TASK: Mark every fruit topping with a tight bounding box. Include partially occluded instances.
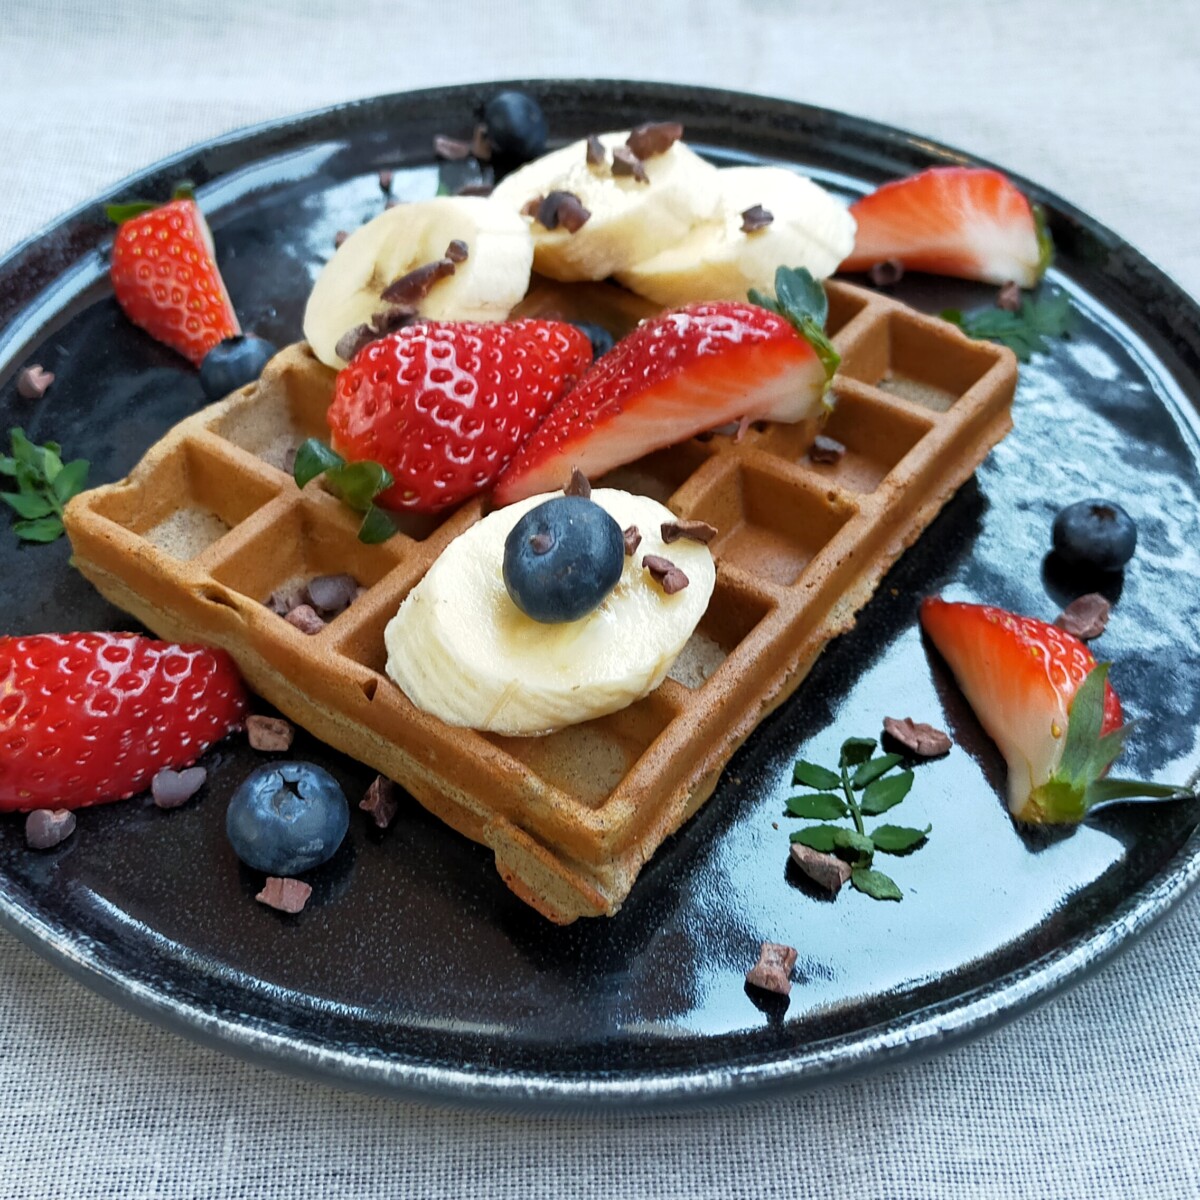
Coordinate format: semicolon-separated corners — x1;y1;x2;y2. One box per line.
225;761;349;875
198;334;277;402
107;192;241;366
492;268;837;507
481;90;549;169
569;320;615;360
840;166;1052;287
384;488;716;734
256;876;313;914
1052;499;1137;573
745;941;797;996
25;809;76;850
0;632;247;812
503;495;625;623
920;598;1190;823
328;318;593;514
1;427;89;545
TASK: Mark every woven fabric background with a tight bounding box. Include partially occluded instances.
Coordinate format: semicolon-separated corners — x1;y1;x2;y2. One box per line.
2;2;1199;1196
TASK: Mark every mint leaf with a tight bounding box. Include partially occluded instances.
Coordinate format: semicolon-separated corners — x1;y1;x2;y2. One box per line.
840;737;877;766
51;458;89;505
789;825;839;852
358;505;398;544
2;428;88;545
293;438;344;489
851;753;903;789
870;823;931;853
860;770;914;815
749;266;840;383
850;867;902;901
942;288;1077;362
1;491;55;519
793;760;840;790
12;516;64;542
832;828;874;856
786;793;847;820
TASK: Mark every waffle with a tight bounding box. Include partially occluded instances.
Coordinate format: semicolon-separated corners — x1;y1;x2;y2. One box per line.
63;281;1016;922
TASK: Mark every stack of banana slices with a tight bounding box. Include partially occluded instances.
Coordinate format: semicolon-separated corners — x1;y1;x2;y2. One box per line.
303;127;856;370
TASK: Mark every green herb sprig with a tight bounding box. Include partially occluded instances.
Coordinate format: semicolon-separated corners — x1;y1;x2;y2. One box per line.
1;428;90;544
293;438;397;544
786;735;931;901
942;288;1077;362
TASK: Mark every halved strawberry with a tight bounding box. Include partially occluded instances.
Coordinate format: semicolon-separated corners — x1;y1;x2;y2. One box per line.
920;598;1187;823
840;167;1052;288
327;319;593;513
108;193;240;366
0;632;247;812
492;266;837;506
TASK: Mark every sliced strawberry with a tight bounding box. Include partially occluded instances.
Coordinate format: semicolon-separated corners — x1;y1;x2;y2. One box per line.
0;632;247;812
840;167;1052;288
327;319;593;513
108;196;240;366
493;268;837;507
920;598;1186;823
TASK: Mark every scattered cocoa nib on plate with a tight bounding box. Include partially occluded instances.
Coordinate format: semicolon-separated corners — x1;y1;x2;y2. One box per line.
625;121;683;159
25;809;75;850
284;604;326;635
256;877;312;914
745;941;798;996
643;554;689;594
611;146;649;183
740;205;774;234
563;467;591;498
377;169;394;195
360;775;400;830
622;525;642;556
882;716;952;758
660;518;717;545
16;365;55;399
867;259;905;287
246;715;295;752
433;134;471;160
585;134;606;167
996;280;1022;312
809;435;847;465
536;191;591;233
789;842;852;894
151;766;207;809
1055;592;1111;640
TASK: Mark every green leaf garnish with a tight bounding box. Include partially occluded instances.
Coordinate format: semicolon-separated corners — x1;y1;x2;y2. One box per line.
850;867;902;901
749;265;841;388
942;287;1077;362
792;760;840;790
851;753;904;789
860;770;914;815
832;828;874;856
785;793;848;820
789;825;839;852
870;824;931;854
105;182;196;225
839;736;877;766
292;437;397;544
1;428;88;545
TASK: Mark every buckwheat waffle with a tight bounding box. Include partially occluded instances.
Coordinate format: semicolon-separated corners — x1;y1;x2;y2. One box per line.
63;281;1016;922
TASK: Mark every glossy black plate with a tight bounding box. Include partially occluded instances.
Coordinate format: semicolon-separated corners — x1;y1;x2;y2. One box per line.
1;81;1199;1112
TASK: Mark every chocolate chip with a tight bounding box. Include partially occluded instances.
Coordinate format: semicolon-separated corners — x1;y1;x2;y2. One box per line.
151;766;207;809
433;134;471;160
335;303;423;361
623;525;641;556
380;257;456;305
997;280;1022;312
536;191;591;233
1055;592;1111;641
265;579;309;616
563;467;591;498
25;809;75;850
745;941;797;996
334;230;349;249
625;121;683;159
306;573;359;616
740;205;774;234
16;365;55;399
445;238;469;264
789;843;852;894
643;554;689;594
882;716;953;758
867;259;905;287
809;435;847;464
378;169;394;195
586;134;606;167
334;324;378;362
529;532;554;555
284;604;326;636
456;182;495;198
471;124;493;162
611;146;649;183
360;775;399;830
256;876;312;914
246;714;295;752
660;519;717;545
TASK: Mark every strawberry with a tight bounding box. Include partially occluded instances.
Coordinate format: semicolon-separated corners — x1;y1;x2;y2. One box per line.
920;598;1187;823
840;167;1052;288
327;319;593;513
108;194;240;366
492;266;838;507
0;632;247;812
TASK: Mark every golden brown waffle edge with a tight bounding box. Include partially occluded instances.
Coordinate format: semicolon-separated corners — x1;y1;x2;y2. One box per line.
63;282;1017;923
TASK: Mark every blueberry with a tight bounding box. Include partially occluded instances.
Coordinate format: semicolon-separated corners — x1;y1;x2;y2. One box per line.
503;496;625;623
482;91;548;167
199;334;277;402
571;321;616;360
225;761;349;875
1052;498;1137;572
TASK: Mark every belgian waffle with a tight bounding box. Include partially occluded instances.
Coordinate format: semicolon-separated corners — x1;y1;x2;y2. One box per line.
63;281;1016;922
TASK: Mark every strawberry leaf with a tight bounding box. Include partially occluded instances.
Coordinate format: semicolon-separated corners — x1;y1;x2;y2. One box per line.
1033;204;1055;280
749;266;841;384
860;770;914;815
793;760;840;790
786;793;847;820
850;867;902;901
789;825;839;852
870;823;931;853
105;200;160;223
358;505;397;544
293;438;345;489
1084;779;1194;807
327;461;394;513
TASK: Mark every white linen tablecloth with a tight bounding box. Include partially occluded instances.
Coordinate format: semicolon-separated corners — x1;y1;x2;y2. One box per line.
3;2;1199;1196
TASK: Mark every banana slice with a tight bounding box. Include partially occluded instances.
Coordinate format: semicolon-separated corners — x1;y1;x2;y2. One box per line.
489;132;720;283
617;166;856;306
384;489;715;735
303;196;534;369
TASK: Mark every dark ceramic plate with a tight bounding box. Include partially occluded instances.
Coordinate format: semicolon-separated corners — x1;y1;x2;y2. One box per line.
1;81;1199;1112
